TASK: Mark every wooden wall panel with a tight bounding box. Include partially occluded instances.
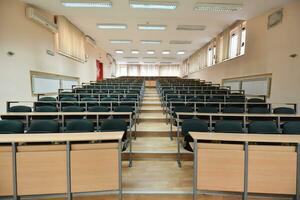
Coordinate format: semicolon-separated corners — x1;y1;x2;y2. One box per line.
0;147;13;196
248;145;297;194
71;147;119;193
17;146;67;195
197;143;244;192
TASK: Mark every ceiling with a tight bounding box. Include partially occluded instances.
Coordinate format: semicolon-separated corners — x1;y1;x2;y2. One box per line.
21;0;294;64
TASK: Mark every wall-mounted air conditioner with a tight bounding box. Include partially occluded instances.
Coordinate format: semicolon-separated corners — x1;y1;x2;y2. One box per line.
26;7;58;33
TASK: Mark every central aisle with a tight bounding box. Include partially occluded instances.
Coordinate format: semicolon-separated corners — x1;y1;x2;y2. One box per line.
122;85;193;193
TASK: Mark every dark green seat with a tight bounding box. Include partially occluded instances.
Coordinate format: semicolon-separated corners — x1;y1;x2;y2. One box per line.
182;119;208;152
215;120;243;133
87;106;110;121
113;106;134;124
282;121;300;134
81;97;98;108
197;106;219;113
173;106;194;122
273;107;296;114
101;119;127;141
36;97;57;107
223;106;245;113
3;106;32;120
34;106;58;120
65;119;94;133
62;106;85;119
27;120;59;133
248;107;270;114
0;120;24;134
60;97;78;107
120;98;136;107
248;121;278;134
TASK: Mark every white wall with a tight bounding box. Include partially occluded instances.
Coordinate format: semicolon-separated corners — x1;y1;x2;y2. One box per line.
0;0;111;112
187;1;300;107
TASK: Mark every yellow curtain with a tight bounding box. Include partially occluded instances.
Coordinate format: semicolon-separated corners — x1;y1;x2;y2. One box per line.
56;16;86;63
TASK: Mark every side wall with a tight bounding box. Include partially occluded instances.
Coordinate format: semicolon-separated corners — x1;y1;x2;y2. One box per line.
188;1;300;106
0;0;111;112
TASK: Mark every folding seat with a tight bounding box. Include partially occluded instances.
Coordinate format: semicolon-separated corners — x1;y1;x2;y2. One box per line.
223;106;245;113
65;119;94;133
101;97;118;109
60;97;78;107
35;96;57;107
282;121;300;134
34;106;58;120
113;106;134;126
62;106;85;120
273;107;296;114
80;97;98;108
214;120;243;133
27;120;60;133
120;97;136;107
248;107;270;114
3;105;32;120
248;121;279;134
197;106;219;113
101;119;128;143
181;119;208;152
0;120;24;134
173;106;194;121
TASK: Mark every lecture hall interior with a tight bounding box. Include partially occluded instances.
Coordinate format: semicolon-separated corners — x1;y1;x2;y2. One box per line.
0;0;300;200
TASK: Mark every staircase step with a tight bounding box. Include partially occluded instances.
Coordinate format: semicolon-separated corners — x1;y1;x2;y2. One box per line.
142;102;161;106
136;122;170;132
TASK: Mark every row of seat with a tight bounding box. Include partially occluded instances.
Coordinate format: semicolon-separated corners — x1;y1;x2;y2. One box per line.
181;119;300;151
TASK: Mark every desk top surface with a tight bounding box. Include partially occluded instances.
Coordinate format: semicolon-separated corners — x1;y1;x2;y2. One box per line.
190;132;300;143
176;112;300;118
0;132;124;143
0;112;132;116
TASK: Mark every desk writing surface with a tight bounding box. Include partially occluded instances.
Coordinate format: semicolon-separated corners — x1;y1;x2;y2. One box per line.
190;132;300;143
0;132;124;143
176;112;300;118
0;112;132;116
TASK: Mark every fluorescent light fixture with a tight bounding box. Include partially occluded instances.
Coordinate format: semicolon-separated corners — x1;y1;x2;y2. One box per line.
143;57;157;59
110;40;132;44
147;50;155;55
162;57;176;60
138;24;166;30
162;50;170;55
177;25;206;31
115;50;124;54
143;62;157;64
170;40;192;44
97;23;127;29
194;2;243;12
141;40;161;44
177;51;185;55
61;0;112;8
131;50;140;54
123;57;139;59
130;1;178;10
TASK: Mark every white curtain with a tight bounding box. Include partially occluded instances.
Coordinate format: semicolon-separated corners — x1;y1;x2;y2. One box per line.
128;65;139;76
160;65;180;77
140;65;159;76
116;64;128;77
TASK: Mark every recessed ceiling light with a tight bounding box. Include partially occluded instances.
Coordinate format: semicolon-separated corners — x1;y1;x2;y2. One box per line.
194;3;243;12
131;50;140;54
97;24;127;29
130;1;178;10
176;25;206;31
170;40;192;44
177;51;185;55
147;50;155;55
138;24;166;30
61;0;112;8
162;50;170;55
141;40;161;44
115;50;124;54
110;40;132;44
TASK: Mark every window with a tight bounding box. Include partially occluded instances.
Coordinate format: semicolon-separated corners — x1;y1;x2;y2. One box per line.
207;48;213;67
212;46;217;65
229;33;239;58
117;65;128;77
31;71;79;95
218;36;224;62
240;27;246;55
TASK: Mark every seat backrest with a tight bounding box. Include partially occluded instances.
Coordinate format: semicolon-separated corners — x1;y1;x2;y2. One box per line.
273;107;296;114
102;97;117;101
8;105;31;112
248;121;278;134
223;106;245;113
282;121;300;134
81;97;97;102
28;120;59;133
62;106;85;112
248;107;270;114
60;97;77;102
88;106;110;112
247;98;265;103
114;106;134;112
215;120;243;133
35;106;58;112
66;119;94;133
174;106;193;113
101;119;127;132
39;97;56;102
198;106;218;113
181;119;208;136
0;120;24;134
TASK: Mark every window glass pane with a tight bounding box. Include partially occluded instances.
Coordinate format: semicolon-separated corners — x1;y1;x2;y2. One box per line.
230;33;238;58
207;48;213;67
33;77;60;94
62;80;79;89
212;46;216;65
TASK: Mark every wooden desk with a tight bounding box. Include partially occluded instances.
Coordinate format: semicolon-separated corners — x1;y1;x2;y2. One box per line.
189;132;300;200
0;132;123;200
0;112;134;168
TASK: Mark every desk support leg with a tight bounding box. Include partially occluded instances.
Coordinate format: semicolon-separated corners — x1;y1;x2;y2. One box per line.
177;117;181;168
296;143;300;200
66;141;72;200
193;140;198;200
243;142;249;200
129;117;133;168
118;139;123;200
12;143;18;200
